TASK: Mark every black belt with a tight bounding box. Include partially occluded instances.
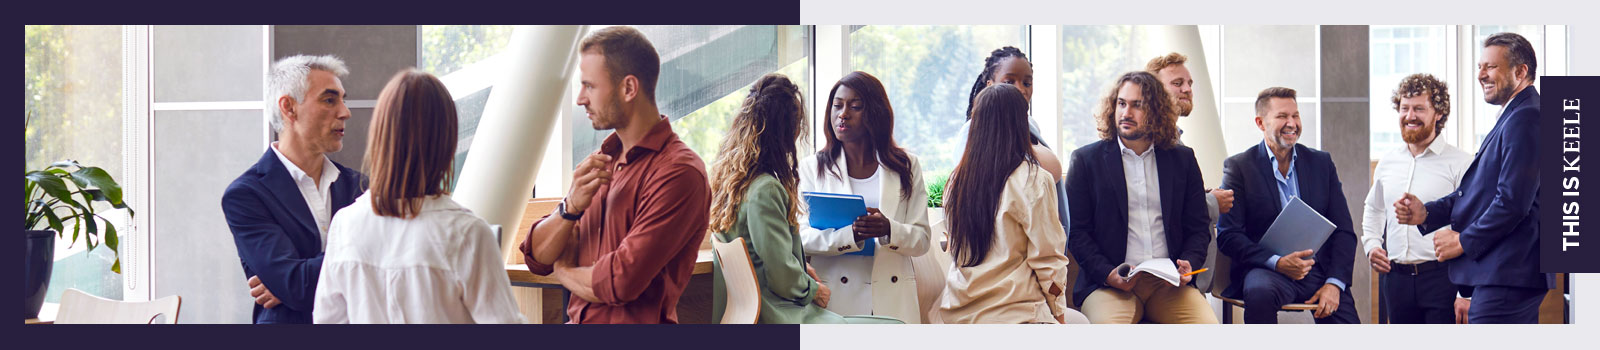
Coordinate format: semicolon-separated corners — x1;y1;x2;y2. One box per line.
1390;260;1443;275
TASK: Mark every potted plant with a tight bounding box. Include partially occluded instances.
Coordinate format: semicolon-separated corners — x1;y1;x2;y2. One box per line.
24;160;131;319
925;174;948;252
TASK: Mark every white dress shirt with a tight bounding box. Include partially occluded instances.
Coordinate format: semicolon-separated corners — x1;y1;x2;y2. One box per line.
1361;140;1472;264
270;142;339;247
313;193;526;324
1119;137;1169;266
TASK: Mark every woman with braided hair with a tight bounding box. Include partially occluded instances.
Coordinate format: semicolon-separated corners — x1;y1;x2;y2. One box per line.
955;46;1061;182
708;73;903;324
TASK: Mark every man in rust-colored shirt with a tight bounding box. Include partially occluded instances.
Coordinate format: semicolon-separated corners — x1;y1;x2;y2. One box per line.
520;26;710;324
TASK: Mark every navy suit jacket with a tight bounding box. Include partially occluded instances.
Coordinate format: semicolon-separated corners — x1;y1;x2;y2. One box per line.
1420;86;1554;291
221;149;363;324
1065;139;1211;306
1216;143;1357;299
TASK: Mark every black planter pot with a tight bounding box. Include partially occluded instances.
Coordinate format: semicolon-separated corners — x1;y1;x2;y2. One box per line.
24;230;55;320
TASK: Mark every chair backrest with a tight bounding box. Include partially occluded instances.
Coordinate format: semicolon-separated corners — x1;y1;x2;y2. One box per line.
712;236;761;324
1195;229;1220;293
508;198;563;264
490;224;503;249
1053;181;1081;309
912;234;950;324
55;288;181;324
1212;252;1235;297
915;211;956;323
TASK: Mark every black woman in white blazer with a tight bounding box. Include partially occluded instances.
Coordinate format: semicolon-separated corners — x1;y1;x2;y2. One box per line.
797;71;932;324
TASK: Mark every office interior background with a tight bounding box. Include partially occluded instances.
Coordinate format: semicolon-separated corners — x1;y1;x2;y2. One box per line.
23;25;1571;323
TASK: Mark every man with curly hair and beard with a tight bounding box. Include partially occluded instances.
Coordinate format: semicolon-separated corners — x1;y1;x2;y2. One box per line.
1362;73;1473;324
1065;71;1216;324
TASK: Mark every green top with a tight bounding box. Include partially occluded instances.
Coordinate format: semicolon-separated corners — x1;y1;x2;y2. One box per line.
711;174;902;324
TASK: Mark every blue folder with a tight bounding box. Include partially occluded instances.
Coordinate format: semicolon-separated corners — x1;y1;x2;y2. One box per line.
802;191;873;256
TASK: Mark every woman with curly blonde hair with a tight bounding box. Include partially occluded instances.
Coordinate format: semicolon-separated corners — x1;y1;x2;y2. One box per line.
708;73;901;324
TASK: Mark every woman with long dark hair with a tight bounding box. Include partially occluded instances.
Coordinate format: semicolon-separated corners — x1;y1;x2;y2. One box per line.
797;71;931;323
707;73;901;324
938;83;1077;324
313;69;523;324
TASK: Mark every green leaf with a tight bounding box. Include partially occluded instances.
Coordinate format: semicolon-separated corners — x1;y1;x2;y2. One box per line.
103;221;121;274
70;214;80;248
71;166;125;208
85;214;99;251
40;202;64;233
104;221;118;251
25;179;38;205
25;172;82;210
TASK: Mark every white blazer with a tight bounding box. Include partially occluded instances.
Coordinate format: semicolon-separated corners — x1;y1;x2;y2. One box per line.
798;151;932;323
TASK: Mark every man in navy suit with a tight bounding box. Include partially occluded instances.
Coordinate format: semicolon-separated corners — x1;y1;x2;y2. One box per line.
1217;87;1359;324
222;55;364;324
1066;71;1216;324
1396;32;1554;324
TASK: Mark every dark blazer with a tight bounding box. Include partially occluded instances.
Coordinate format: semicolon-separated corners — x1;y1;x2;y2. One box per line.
1216;142;1356;299
1065;139;1211;306
221;149;363;324
1420;86;1554;291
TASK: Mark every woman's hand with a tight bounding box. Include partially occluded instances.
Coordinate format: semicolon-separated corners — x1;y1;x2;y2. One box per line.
852;208;891;242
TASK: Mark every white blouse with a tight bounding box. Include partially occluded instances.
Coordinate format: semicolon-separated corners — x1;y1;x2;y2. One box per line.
313;193;525;324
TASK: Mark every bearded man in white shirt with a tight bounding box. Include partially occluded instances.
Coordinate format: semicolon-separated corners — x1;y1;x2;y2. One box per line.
1362;73;1473;324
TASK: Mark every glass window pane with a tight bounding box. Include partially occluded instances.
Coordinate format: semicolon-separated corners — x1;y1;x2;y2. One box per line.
849;25;1028;179
25;25;126;302
420;25;518;190
1221;25;1318;99
420;25;513;76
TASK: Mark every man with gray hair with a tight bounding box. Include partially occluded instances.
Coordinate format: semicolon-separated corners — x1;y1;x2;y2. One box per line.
222;54;365;324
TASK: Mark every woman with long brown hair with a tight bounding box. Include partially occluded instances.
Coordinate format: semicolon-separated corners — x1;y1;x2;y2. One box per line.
707;73;900;324
938;83;1077;324
313;69;523;324
797;71;931;323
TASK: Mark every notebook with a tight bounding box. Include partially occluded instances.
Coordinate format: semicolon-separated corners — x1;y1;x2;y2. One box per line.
802;191;873;256
1115;259;1182;287
1258;196;1338;256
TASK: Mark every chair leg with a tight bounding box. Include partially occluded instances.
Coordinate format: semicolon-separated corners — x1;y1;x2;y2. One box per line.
1222;302;1233;324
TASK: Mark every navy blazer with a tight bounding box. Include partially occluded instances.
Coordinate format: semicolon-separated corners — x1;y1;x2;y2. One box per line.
1065;139;1211;306
1216;143;1357;299
221;149;363;324
1420;86;1554;291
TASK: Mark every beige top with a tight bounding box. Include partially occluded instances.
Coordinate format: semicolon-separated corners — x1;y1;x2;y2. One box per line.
937;163;1069;324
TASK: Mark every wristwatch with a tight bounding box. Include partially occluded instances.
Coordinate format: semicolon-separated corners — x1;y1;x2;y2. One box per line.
557;199;583;221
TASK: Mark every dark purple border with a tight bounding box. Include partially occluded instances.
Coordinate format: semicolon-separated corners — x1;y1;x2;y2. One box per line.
1541;76;1600;273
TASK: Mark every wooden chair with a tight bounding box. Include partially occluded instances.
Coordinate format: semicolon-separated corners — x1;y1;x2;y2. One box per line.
1211;255;1319;323
912;221;952;324
55;288;181;324
711;236;760;324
